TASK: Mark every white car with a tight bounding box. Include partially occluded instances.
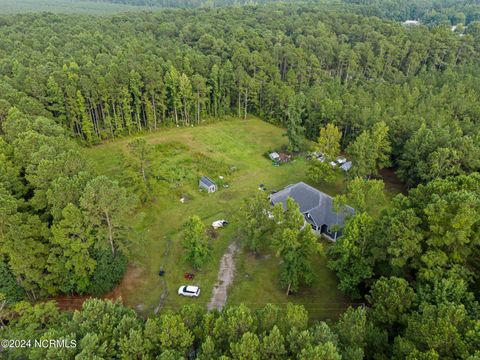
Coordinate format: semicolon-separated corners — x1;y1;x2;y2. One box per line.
178;285;200;297
212;220;229;229
330;161;337;167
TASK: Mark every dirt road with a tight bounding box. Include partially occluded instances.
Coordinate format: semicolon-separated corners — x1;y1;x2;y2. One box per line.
207;242;238;311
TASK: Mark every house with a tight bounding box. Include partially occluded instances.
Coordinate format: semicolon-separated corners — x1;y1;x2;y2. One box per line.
199;176;217;193
269;182;354;241
340;161;352;172
269;152;280;162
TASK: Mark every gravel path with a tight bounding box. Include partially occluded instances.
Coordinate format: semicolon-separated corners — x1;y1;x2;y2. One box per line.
207;242;239;311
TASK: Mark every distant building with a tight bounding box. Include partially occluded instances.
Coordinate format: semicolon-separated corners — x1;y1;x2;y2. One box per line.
199;176;217;193
340;161;352;172
270;182;354;241
402;20;420;26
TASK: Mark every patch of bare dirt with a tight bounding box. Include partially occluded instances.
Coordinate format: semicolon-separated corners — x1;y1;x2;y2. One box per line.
105;264;144;299
379;168;407;194
207;242;238;311
53;264;144;311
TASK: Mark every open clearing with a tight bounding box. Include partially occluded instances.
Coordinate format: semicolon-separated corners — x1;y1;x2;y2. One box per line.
85;117;382;319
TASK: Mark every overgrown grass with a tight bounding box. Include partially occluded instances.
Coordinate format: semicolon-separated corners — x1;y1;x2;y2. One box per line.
85;117;394;320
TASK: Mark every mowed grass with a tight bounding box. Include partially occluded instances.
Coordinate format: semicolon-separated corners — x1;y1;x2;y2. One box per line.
85;117;357;320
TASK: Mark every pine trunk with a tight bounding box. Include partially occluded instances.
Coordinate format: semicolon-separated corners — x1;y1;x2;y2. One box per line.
105;210;115;255
151;94;157;130
244;88;248;120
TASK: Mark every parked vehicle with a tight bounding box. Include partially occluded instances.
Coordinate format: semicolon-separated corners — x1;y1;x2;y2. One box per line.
336;157;347;164
178;285;200;297
212;220;229;229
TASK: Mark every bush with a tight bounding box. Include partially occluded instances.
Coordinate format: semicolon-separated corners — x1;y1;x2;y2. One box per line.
87;250;128;296
0;261;25;303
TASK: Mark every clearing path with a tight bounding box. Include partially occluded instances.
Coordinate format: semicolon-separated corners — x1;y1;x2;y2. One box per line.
207;242;239;310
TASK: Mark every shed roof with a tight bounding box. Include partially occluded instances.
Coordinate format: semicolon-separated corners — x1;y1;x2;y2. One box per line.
200;176;216;187
340;161;352;171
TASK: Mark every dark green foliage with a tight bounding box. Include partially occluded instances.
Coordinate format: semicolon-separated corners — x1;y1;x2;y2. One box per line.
271;199;320;294
0;261;25;303
236;192;273;252
327;173;480;359
1;300;345;359
328;212;375;298
308;160;337;185
0;1;480;358
86;250;128;296
0;110;132;299
335;307;367;360
0;4;479;187
182;215;211;270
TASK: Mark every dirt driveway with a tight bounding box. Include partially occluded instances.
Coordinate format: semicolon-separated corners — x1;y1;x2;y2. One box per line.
207;242;239;310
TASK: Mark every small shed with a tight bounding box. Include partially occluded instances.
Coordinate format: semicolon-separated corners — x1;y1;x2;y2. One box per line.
269;152;280;162
340;161;352;171
199;176;217;193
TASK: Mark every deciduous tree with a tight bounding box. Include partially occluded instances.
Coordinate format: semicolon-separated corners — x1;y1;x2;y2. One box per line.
182;216;210;269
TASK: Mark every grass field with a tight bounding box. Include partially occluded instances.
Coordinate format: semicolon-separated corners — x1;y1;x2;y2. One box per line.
85;117;368;320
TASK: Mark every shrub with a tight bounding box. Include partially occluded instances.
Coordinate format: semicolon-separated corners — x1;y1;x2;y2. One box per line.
0;261;25;303
87;250;128;296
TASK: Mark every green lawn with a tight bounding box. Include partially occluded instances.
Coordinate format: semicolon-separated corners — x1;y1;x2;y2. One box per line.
85;117;364;320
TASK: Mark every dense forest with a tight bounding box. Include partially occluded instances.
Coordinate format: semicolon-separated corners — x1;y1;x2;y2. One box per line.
1;0;480;359
1;3;479;186
89;0;480;25
0;110;133;301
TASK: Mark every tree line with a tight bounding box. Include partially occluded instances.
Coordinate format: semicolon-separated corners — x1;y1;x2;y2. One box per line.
326;172;480;358
1;4;479;186
89;0;480;24
2;298;371;359
0;110;134;302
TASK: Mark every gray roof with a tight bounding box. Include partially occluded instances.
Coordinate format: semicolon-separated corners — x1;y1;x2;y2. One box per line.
200;176;216;187
340;161;352;171
269;152;280;160
269;182;354;228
